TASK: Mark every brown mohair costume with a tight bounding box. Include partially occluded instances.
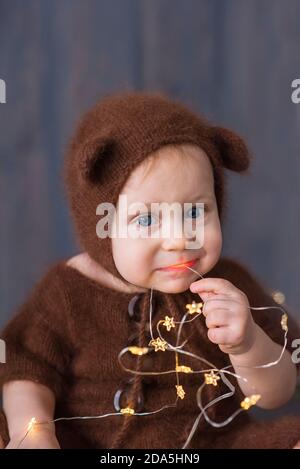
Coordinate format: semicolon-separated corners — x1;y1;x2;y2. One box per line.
0;92;299;449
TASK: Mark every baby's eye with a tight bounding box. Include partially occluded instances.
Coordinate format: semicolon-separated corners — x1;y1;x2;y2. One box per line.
186;205;205;219
136;213;158;227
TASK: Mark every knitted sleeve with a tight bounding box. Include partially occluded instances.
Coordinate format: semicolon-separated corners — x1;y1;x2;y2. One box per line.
217;257;300;372
0;263;73;443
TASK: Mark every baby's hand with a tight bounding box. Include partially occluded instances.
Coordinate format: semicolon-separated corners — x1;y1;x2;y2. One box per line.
5;424;60;449
190;278;257;355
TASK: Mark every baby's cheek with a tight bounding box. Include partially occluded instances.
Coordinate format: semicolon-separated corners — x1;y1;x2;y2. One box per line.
112;238;132;270
205;224;222;254
121;241;149;277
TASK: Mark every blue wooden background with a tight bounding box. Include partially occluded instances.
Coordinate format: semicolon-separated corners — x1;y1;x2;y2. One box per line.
1;0;300;332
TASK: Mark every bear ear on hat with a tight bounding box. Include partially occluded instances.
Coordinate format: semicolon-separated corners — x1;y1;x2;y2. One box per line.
77;132;116;184
211;126;251;172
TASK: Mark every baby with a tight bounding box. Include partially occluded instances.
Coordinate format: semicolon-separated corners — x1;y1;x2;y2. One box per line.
0;92;300;449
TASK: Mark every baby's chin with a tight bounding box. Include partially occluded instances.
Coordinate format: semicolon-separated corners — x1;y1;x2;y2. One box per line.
145;271;202;294
155;278;198;294
154;285;191;294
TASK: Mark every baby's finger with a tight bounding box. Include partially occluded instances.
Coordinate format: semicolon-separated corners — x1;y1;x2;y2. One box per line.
207;326;234;345
190;278;239;296
205;308;229;328
202;297;234;315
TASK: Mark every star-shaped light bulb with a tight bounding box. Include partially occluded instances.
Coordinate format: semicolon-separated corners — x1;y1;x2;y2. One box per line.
162;316;176;331
176;365;193;373
120;407;135;415
175;385;186;400
281;313;288;331
186;301;203;315
128;346;149;356
240;394;261;410
204;370;220;386
148;337;168;352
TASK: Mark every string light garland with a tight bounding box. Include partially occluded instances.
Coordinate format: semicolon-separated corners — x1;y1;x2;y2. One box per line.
13;264;290;449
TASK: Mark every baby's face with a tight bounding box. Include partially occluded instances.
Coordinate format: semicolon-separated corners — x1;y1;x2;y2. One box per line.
111;144;222;293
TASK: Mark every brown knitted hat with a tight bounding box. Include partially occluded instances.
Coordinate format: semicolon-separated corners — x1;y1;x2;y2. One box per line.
63;91;251;283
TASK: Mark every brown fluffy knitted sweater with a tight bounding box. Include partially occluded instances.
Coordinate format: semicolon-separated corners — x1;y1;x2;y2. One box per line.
0;256;299;449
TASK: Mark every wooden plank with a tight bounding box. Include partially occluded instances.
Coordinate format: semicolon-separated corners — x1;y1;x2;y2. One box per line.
0;0;299;329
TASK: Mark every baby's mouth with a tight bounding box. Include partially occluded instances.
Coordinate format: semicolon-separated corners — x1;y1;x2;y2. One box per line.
159;258;199;271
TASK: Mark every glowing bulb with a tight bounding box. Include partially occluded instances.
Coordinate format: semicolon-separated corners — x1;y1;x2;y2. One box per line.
204;370;220;386
128;346;149;355
176;365;192;373
120;407;135;415
240;394;261;410
186;301;203;315
281;313;288;331
175;385;186;399
272;290;286;305
27;417;37;432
